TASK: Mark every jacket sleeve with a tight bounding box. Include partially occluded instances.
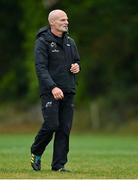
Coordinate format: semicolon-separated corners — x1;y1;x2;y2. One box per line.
71;39;81;69
35;37;56;91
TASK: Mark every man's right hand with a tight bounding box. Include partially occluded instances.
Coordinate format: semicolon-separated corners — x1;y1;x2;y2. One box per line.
51;87;64;100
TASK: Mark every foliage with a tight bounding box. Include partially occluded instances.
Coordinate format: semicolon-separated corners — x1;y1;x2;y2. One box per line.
20;0;47;102
59;0;138;124
0;0;24;100
0;0;138;127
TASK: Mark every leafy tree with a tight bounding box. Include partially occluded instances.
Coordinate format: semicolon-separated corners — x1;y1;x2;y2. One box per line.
0;0;138;125
0;0;24;100
19;0;47;102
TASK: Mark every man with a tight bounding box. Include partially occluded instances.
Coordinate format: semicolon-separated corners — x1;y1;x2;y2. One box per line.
31;9;80;172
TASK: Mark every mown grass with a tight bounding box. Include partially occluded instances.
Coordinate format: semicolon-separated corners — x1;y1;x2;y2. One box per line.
0;133;138;178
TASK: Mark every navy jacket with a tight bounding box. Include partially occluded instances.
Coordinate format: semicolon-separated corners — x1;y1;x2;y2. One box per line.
35;26;80;95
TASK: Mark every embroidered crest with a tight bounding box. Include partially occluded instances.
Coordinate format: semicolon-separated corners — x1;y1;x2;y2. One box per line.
45;101;52;108
50;42;57;48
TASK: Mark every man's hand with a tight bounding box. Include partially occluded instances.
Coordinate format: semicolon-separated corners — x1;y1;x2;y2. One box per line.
70;63;80;74
52;87;64;100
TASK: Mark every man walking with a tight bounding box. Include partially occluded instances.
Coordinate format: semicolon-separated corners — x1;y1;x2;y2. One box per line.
31;9;80;172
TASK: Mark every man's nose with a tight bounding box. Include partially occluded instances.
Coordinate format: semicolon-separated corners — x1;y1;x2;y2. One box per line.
65;20;69;25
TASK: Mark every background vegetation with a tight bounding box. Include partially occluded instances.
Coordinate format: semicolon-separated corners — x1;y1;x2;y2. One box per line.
0;0;138;132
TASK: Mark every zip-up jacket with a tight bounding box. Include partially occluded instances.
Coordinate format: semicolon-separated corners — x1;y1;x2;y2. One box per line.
35;26;80;95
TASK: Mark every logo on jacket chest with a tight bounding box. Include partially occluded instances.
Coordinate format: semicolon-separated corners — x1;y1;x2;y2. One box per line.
50;42;59;52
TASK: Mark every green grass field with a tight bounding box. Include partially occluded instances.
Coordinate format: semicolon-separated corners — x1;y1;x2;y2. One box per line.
0;133;138;179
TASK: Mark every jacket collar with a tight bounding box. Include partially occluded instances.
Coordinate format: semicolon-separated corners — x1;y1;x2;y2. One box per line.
36;26;69;45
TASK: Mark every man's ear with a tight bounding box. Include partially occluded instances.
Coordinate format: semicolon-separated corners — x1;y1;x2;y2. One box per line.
50;19;55;26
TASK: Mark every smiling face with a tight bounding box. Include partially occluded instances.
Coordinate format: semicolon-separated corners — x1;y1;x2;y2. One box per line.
54;13;68;32
48;10;69;36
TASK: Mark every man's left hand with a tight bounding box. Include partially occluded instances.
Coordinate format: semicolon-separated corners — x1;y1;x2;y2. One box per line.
70;63;80;74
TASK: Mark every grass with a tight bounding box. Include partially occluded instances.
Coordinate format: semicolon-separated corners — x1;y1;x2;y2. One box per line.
0;133;138;179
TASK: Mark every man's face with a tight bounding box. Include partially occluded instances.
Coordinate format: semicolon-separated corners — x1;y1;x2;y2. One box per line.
52;13;68;33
